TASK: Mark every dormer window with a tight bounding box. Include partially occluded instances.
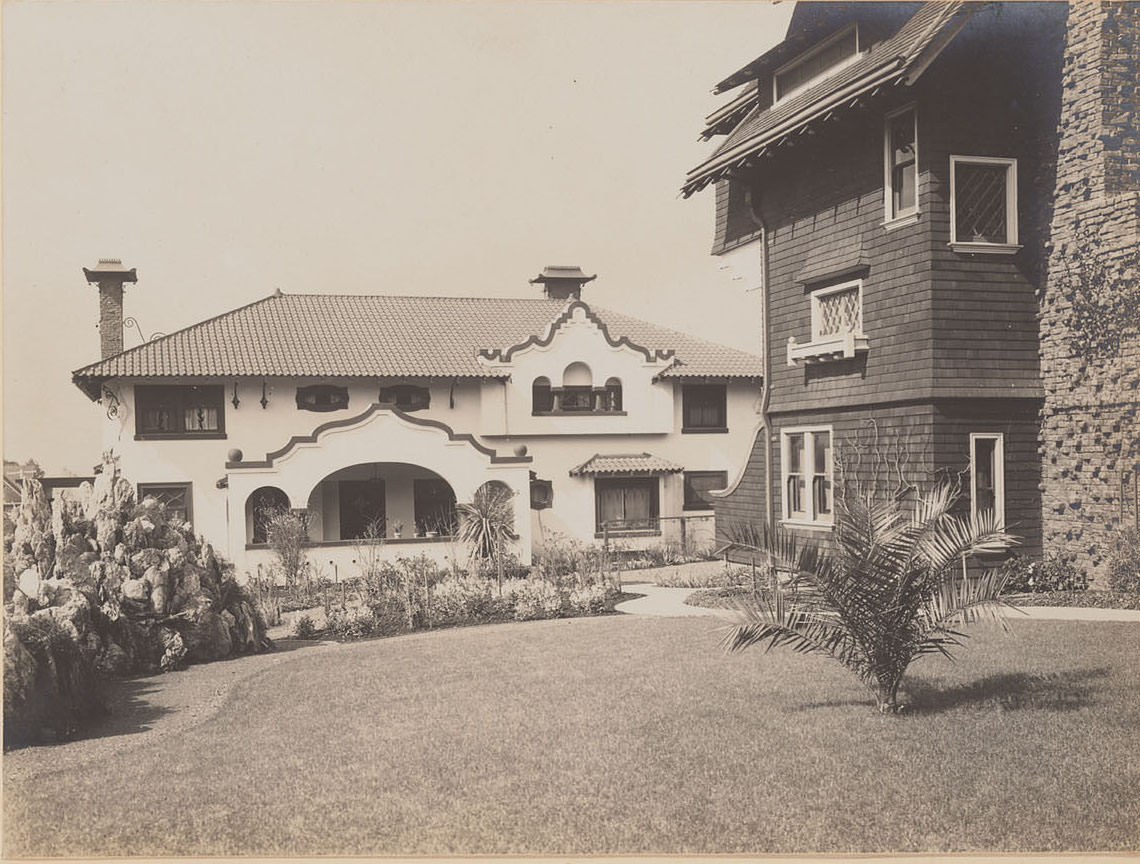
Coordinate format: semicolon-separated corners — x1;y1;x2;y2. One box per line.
774;25;859;102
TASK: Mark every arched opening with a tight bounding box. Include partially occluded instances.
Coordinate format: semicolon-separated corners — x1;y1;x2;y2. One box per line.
246;486;290;545
604;377;623;412
560;362;594;411
306;462;458;541
532;376;553;414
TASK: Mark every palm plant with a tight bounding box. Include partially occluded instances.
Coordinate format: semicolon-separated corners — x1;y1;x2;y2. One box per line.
721;482;1020;713
456;483;516;596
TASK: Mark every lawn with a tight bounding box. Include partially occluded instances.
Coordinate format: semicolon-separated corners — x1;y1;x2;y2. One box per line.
4;615;1139;857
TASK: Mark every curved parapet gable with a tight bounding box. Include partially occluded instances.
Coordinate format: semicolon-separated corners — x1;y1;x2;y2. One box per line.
478;300;676;366
227;402;532;470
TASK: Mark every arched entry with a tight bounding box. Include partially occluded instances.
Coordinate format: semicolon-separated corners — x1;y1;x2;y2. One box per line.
306;462;458;541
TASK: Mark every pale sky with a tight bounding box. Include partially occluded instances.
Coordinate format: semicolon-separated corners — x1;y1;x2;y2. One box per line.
2;0;793;474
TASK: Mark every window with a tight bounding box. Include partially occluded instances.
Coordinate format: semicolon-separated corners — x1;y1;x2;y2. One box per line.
560;362;593;412
811;280;863;342
787;279;869;365
248;486;289;544
949;156;1019;252
684;471;728;511
682;384;727;433
295;384;348;412
379;384;430;411
135;386;225;437
781;428;832;526
338;479;385;540
774;25;858;101
138;483;192;526
595;477;659;533
970;433;1005;526
414;478;457;535
604;378;623;412
885;107;917;221
532;377;554;413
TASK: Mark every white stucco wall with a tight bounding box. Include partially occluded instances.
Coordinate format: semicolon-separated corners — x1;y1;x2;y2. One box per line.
95;310;761;578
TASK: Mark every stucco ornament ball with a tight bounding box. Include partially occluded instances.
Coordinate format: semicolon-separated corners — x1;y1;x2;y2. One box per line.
513;444;528;457
227;448;243;463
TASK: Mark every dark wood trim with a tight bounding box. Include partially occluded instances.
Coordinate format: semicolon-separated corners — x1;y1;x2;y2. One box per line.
136;432;228;441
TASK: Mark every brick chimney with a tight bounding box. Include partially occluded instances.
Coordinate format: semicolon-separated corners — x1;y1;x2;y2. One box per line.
83;259;138;359
529;265;596;301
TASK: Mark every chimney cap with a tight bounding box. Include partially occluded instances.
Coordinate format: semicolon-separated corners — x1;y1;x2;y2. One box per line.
529;265;596;285
84;259;137;283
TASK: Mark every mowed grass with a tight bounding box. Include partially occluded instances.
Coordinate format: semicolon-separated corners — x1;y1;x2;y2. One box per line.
4;615;1139;857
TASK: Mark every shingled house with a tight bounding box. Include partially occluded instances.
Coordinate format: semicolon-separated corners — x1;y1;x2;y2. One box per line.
684;1;1139;580
72;264;763;578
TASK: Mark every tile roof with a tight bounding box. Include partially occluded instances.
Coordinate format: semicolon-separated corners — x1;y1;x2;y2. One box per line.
72;293;763;392
683;2;968;196
569;453;685;477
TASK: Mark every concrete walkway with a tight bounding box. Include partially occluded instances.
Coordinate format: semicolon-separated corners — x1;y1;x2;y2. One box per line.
614;582;723;618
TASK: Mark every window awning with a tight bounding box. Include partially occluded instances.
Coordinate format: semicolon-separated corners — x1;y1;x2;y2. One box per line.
569;453;684;477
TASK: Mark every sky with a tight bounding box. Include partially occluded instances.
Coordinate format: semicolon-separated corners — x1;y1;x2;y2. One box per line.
2;0;793;475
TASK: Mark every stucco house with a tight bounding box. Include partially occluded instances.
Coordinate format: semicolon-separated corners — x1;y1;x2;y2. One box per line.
72;262;763;579
682;1;1139;579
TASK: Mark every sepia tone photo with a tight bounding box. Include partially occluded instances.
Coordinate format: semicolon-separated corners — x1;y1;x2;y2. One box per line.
3;1;1138;861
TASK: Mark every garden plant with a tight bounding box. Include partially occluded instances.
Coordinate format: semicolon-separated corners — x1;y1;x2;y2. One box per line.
720;482;1019;713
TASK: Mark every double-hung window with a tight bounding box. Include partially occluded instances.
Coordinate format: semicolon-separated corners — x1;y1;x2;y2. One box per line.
970;433;1005;526
949;156;1020;253
884;107;917;222
782;428;833;527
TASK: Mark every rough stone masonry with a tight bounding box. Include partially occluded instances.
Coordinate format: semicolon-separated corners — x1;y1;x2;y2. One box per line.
1039;1;1140;582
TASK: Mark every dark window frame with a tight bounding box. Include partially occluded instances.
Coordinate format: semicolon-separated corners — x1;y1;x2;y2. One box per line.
683;470;729;511
135;385;226;439
296;384;349;412
379;384;431;412
682;384;728;433
137;482;193;526
594;476;660;534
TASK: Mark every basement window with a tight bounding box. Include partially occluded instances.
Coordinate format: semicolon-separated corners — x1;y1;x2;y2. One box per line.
949;156;1020;253
135;385;225;438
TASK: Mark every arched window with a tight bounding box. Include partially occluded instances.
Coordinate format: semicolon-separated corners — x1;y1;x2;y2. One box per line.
560;362;594;412
532;376;553;414
604;377;622;412
248;486;290;544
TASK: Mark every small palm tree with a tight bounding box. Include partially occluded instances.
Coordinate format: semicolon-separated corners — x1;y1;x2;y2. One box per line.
721;482;1020;713
456;483;516;595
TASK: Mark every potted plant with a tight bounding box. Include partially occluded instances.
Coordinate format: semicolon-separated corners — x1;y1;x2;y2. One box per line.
390;519;404;539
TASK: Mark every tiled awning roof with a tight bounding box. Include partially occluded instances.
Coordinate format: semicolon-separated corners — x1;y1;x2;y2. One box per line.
683;2;970;197
569;453;685;477
71;293;764;398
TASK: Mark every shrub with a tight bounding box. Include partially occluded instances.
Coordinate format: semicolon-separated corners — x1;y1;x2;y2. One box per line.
1002;552;1089;593
324;604;379;639
505;580;563;621
292;614;317;639
654;563;753;589
568;584;613;615
534;533;611;590
1107;526;1140;593
430;577;498;624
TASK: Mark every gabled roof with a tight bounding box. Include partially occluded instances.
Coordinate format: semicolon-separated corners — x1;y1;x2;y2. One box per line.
72;293;763;397
569;453;684;477
683;1;970;197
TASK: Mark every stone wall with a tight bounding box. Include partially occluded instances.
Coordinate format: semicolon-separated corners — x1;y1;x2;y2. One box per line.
1039;1;1140;582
